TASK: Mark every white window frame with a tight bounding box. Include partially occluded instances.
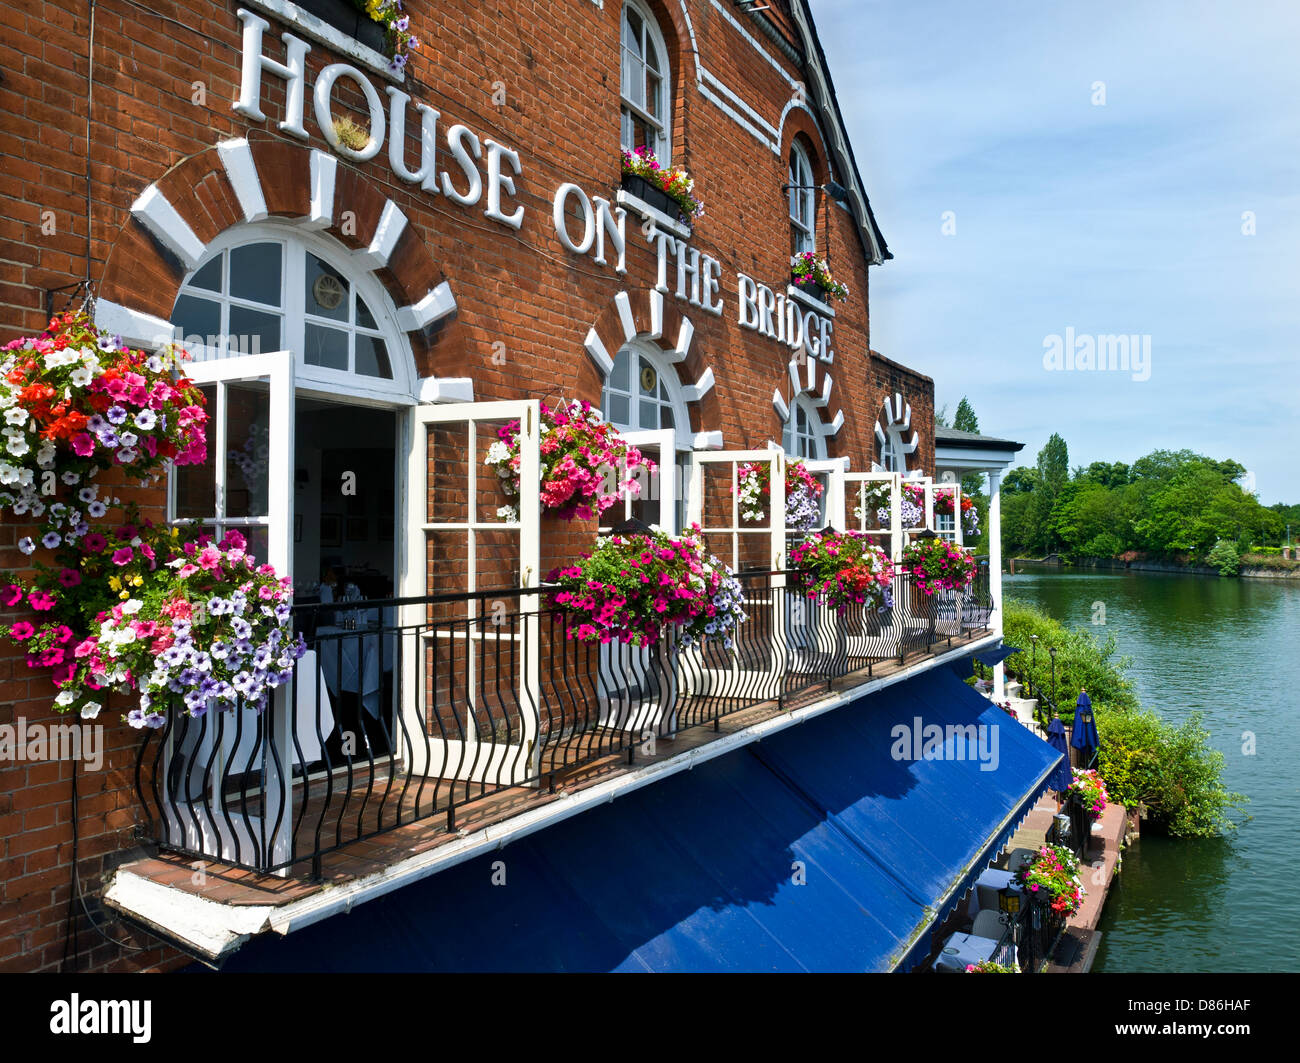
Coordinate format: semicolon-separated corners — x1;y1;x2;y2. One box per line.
782;394;828;460
171;223;418;406
789;141;816;256
601;340;689;436
621;0;672;162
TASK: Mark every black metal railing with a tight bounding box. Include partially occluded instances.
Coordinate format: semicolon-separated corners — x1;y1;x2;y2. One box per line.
134;569;996;876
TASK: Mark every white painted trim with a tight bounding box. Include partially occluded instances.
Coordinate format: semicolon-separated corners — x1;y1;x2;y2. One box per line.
240;0;404;84
584;327;614;375
701;68;779;139
217;139;269;223
130;186;206;271
772;388;789;421
355;199;407;269
672;317;694;363
787;283;836;318
648;289;664;340
417;377;474;404
777;98;832;159
304;149;336;229
829;409;845;435
706;0;799;89
394;282;456;332
94;300;176;350
615;189;692;240
903;431;919;454
682;366;714;402
614;291;637;342
813;373;832;408
697;81;777;152
692;429;724;450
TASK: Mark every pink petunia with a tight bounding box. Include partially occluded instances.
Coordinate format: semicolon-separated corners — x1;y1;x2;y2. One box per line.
2;584;23;607
9;621;34;640
111;547;134;566
28;591;56;611
57;568;81;588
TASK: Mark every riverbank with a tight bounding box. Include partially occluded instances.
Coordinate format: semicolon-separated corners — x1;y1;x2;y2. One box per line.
1008;555;1300;580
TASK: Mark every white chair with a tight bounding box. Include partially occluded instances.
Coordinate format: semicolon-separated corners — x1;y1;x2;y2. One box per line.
1006;847;1037;874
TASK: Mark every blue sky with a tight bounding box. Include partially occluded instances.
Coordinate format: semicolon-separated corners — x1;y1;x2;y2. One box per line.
811;0;1300;503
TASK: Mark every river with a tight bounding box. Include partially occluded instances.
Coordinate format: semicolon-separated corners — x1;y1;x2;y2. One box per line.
1004;569;1300;973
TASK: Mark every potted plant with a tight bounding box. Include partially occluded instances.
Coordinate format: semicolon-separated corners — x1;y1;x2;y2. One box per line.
789;529;894;613
1068;767;1109;819
899;535;977;596
734;458;823;531
1015;843;1086;916
546;524;746;649
791;251;848;303
620;146;704;227
485;399;655;524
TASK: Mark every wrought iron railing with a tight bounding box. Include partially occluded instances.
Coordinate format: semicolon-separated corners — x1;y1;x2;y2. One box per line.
133;569;996;877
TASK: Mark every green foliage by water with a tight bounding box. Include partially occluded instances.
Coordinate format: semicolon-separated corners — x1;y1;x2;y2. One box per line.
1000;599;1245;837
1206;538;1242;576
1000;443;1288;567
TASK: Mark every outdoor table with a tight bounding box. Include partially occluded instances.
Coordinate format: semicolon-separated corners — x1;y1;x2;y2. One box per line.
968;867;1023;917
934;931;998;973
314;607;397;718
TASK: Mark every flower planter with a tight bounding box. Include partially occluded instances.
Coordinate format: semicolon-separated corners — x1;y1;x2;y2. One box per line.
791;275;830;304
297;0;388;53
621;173;688;224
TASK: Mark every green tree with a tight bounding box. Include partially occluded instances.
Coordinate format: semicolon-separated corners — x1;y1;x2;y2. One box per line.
1034;433;1069;553
951;397;984;499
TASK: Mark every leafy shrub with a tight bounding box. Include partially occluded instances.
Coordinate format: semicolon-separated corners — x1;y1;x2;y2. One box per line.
1206;538;1241;576
1094;707;1246;837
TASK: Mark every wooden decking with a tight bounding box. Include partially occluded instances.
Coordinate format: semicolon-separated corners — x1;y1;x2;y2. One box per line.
113;629;993;913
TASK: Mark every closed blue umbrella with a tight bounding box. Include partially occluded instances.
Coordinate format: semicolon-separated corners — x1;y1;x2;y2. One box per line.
1045;718;1073;792
1070;690;1100;767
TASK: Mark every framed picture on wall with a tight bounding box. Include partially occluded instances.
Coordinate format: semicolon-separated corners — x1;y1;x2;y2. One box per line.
346;517;368;542
321;514;342;548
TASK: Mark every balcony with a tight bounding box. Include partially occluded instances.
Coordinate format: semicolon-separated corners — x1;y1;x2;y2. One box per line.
107;563;999;959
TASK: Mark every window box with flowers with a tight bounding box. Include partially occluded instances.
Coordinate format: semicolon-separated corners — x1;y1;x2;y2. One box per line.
790;251;848;306
618;147;704;239
245;0;420;78
1068;767;1109;820
1015;842;1086;916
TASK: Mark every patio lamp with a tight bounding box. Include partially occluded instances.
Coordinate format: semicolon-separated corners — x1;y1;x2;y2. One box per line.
998;887;1021;916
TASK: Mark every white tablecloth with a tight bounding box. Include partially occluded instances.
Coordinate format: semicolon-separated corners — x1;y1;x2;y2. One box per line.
314;609;396;718
967;867;1022;918
934;931;998;973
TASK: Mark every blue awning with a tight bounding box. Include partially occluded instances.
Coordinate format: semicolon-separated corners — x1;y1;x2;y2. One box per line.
218;668;1063;973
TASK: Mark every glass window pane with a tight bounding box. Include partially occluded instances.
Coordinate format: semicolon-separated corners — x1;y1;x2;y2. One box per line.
173;384;217;519
355;335;392;379
647;74;661;120
639;398;656;429
171;294;221;354
224;383;271;519
659;403;673;430
304;322;349;371
228;305;281;356
189;256;222;293
356;296;379;331
229;242;282;306
611;349;631;391
607;393;629;427
305;252;350;322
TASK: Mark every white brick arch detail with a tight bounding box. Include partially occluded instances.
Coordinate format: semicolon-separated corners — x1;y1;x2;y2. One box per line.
772;354;842;440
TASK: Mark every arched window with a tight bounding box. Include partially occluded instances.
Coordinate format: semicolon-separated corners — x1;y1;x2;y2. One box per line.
788;141;816;256
783;396;827;460
880;426;905;473
621;1;672;161
601;342;686;432
170;228;414;399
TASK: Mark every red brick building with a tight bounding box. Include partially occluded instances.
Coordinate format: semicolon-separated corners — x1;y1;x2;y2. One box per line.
0;1;1008;974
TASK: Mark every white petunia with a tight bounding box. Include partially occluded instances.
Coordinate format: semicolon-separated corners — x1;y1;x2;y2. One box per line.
3;407;27;426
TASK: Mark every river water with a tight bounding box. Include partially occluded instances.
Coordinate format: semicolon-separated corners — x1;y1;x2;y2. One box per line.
1004;570;1300;972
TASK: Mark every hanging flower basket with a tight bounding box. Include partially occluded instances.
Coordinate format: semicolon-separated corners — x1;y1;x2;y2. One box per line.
899;536;977;595
0;311;207;546
852;480;892;527
790;529;894;613
620;147;704;224
734;459;823;531
485;399;655;523
790;252;848;303
546;525;746;648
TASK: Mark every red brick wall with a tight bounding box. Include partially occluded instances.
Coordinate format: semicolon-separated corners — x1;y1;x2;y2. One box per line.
0;0;935;971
